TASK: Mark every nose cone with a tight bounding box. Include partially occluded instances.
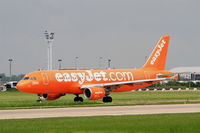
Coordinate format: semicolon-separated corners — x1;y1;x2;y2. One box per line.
16;81;28;92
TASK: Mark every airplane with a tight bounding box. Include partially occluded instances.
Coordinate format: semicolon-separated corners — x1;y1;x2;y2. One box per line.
17;36;175;103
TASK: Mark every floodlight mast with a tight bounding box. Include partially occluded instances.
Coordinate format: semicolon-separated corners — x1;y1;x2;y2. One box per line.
8;59;13;81
44;30;54;70
58;59;62;70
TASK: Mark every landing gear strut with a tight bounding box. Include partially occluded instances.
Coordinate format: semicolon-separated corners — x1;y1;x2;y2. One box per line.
102;87;112;103
74;94;83;102
103;87;112;103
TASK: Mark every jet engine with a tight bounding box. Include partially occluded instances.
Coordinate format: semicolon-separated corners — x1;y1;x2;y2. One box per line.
38;93;63;101
84;87;106;100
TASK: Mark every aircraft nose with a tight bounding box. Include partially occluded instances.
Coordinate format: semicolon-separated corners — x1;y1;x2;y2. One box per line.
16;81;28;92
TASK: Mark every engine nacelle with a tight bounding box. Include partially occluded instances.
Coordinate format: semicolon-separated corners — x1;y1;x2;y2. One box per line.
84;87;106;100
39;94;62;101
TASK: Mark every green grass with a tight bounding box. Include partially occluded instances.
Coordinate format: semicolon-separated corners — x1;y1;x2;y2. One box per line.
0;113;200;133
1;91;200;109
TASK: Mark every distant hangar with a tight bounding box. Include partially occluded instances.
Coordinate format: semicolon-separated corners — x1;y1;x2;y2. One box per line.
170;67;200;82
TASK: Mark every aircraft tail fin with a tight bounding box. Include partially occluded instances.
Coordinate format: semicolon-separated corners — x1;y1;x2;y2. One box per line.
142;36;170;70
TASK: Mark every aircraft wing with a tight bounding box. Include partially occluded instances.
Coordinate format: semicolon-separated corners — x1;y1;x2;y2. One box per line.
81;78;167;89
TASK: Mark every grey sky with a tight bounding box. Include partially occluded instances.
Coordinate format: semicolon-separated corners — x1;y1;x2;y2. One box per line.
0;0;200;75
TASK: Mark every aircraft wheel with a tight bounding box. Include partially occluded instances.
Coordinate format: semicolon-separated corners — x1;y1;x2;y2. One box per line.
74;96;83;102
103;96;112;103
78;97;84;102
36;99;42;103
74;97;79;102
108;97;112;102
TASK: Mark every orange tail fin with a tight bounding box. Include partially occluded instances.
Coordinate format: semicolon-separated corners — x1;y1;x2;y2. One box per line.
142;36;170;70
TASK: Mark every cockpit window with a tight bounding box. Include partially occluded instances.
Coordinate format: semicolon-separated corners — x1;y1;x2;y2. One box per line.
23;77;30;80
23;77;37;80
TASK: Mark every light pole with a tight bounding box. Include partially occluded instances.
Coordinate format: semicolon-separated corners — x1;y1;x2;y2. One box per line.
8;59;13;81
108;59;111;69
99;57;103;69
58;59;62;70
75;57;79;69
44;30;54;70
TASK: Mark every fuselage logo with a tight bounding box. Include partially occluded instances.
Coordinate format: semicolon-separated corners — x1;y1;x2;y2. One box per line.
55;70;134;85
150;40;166;65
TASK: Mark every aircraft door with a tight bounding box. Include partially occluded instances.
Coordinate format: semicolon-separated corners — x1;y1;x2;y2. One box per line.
42;73;49;86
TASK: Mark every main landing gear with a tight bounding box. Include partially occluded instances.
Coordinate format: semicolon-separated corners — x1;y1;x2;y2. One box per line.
103;96;112;103
74;94;83;102
102;87;112;103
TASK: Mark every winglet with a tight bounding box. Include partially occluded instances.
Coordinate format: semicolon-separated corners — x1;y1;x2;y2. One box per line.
142;36;170;70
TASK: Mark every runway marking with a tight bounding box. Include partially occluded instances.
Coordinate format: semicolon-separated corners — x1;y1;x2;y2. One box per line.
1;104;200;119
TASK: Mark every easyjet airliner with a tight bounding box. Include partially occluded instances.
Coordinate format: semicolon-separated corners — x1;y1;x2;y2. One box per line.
17;36;175;102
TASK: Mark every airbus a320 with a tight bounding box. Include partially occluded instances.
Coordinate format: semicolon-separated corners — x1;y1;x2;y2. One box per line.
17;36;175;103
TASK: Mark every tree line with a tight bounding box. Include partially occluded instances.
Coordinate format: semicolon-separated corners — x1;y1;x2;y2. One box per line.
149;81;200;89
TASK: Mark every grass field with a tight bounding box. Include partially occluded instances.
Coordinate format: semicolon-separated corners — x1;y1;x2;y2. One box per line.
0;113;200;133
1;91;200;109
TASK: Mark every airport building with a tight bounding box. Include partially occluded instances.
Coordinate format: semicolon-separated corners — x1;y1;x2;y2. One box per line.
170;67;200;82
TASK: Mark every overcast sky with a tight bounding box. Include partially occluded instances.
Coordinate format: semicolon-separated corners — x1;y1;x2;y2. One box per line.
0;0;200;75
